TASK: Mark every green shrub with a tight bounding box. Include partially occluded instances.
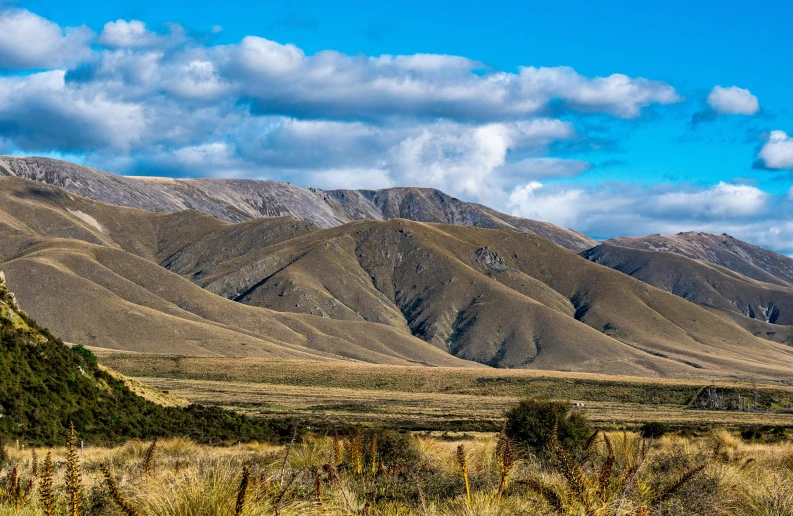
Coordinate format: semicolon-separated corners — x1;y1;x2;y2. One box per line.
375;430;421;467
71;343;98;366
641;421;670;439
0;311;281;445
504;398;592;456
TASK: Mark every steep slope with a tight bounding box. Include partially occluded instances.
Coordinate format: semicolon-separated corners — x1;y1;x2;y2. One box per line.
0;156;594;251
170;217;793;379
602;232;793;287
0;179;472;367
0;271;277;444
582;244;793;345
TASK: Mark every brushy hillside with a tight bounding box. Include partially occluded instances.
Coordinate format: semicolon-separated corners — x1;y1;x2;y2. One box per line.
0;271;278;445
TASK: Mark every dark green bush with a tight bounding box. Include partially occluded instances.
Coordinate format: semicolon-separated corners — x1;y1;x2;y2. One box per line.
741;426;762;441
70;344;98;366
504;398;592;456
375;430;421;467
640;421;670;439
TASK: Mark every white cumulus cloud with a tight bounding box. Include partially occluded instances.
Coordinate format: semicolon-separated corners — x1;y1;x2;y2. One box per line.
0;9;93;69
758;130;793;170
707;85;760;115
98;20;160;48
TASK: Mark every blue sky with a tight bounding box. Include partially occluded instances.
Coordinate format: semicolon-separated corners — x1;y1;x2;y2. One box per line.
2;0;793;250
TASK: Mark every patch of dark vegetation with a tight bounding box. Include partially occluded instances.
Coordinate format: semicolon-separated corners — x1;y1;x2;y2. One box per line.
0;313;282;446
739;425;790;442
640;421;671;438
485;342;507;368
504;398;593;457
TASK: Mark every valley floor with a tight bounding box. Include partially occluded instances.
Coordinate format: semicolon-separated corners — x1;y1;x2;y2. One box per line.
99;355;793;431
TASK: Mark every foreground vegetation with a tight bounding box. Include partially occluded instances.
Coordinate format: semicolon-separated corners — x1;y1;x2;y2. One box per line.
1;416;791;516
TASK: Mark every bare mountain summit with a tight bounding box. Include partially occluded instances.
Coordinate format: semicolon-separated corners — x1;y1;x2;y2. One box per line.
0;156;595;251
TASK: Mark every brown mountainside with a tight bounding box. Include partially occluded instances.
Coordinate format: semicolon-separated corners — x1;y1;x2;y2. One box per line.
0;156;594;251
3;177;793;378
582;243;793;345
602;232;793;287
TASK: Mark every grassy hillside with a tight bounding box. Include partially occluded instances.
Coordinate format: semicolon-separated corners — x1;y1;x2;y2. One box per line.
583;243;793;345
0;272;278;445
603;231;793;287
4;176;793;378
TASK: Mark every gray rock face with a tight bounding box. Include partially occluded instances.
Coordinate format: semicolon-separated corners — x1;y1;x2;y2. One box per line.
0;156;595;252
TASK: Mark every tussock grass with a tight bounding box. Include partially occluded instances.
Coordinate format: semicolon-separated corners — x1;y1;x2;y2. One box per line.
1;429;792;515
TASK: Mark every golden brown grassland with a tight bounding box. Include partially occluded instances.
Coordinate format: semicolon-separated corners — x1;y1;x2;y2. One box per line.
99;356;793;431
2;427;793;515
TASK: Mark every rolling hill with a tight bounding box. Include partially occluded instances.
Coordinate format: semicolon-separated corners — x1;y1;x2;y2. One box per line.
3;175;793;380
583;240;793;345
0;155;595;251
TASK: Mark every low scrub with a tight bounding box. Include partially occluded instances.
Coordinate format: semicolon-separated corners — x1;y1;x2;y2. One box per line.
1;409;791;515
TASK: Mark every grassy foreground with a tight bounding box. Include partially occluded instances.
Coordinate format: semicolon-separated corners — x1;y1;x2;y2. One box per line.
1;427;792;515
100;356;793;431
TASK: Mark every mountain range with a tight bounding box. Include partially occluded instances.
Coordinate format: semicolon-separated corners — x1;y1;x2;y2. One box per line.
3;156;793;380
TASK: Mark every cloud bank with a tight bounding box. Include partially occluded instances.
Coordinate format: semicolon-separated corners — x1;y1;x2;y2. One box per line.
0;8;790;252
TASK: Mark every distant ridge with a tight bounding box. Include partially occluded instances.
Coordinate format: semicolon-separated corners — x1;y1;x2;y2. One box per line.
599;232;793;287
0;156;595;252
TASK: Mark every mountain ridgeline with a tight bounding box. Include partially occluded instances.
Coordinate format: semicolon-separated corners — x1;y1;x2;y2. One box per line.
0;156;595;251
3;157;793;380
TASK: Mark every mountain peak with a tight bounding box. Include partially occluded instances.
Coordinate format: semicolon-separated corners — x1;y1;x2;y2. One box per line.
0;155;595;252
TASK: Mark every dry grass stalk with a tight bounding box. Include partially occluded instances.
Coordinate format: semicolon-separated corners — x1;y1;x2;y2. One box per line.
456;444;471;505
280;425;298;486
656;464;706;503
584;430;600;454
7;466;19;504
348;427;363;477
598;434;616;499
235;466;249;516
521;478;564;512
548;418;586;501
496;435;514;503
313;468;324;508
31;449;39;479
142;439;157;480
416;473;428;516
323;463;355;513
369;434;378;475
100;463;141;516
39;452;55;516
66;423;84;516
